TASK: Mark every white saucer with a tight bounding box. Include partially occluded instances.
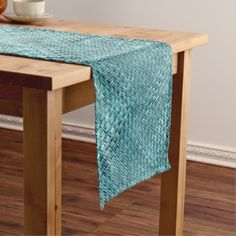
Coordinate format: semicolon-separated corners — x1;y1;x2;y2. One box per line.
3;13;53;23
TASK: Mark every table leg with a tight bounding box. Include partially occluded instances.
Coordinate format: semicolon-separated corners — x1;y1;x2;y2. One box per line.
159;50;192;236
23;88;62;235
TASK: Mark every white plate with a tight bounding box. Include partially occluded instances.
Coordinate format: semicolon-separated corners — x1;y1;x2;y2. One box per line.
2;13;53;23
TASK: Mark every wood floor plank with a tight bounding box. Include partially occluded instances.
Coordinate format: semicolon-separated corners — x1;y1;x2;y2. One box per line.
0;128;235;235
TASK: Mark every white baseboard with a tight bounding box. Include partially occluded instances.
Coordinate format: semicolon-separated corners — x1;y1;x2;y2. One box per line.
0;114;235;169
187;142;236;168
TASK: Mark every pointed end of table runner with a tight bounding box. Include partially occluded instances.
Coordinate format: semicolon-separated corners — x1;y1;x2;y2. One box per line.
98;160;171;209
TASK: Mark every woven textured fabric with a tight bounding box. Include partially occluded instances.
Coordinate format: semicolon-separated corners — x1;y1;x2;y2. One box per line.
0;25;173;207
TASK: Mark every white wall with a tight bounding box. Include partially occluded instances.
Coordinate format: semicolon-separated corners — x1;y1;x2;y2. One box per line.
13;0;236;149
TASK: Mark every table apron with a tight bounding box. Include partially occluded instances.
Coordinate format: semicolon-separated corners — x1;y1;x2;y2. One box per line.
0;53;178;117
0;79;94;116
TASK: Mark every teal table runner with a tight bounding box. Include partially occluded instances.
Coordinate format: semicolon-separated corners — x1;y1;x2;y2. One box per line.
0;25;172;207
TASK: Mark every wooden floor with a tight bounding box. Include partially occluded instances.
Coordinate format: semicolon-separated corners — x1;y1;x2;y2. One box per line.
0;128;235;236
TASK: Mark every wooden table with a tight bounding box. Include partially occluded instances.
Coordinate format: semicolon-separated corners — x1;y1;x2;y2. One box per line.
0;18;208;235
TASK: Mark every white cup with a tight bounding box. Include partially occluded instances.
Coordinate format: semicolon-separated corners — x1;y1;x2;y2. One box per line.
13;0;45;18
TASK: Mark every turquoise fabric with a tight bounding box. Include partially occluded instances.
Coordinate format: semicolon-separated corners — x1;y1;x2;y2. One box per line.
0;25;172;207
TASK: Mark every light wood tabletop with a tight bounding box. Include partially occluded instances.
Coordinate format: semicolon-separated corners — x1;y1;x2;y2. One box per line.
0;18;207;90
0;17;208;236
